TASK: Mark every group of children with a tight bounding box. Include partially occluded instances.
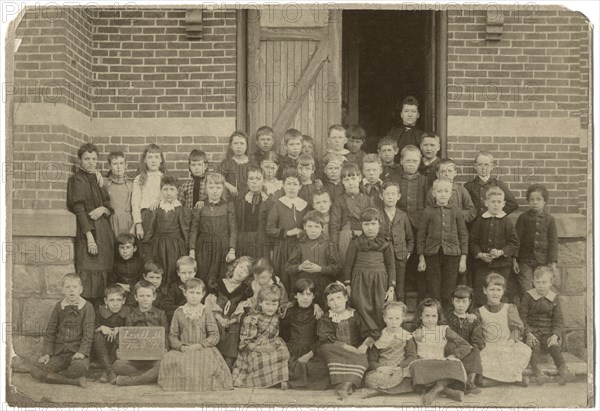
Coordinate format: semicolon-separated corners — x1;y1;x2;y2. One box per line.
29;96;574;404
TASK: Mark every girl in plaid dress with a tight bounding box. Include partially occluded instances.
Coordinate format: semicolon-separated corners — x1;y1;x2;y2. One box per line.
158;278;233;392
232;285;290;389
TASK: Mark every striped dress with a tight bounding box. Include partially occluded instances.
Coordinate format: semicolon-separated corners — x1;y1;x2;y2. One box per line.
158;304;233;391
232;311;290;388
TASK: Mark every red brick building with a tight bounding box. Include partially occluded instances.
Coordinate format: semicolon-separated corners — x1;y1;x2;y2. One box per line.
6;5;591;363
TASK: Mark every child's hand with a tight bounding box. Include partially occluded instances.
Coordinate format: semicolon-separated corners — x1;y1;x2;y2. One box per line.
417;256;426;272
38;354;50;364
87;240;98;255
189;249;196;259
465;313;477;323
356;344;368;355
459;255;467;273
135;223;145;240
149;200;160;211
225;249;236;263
194;200;205;209
303;262;322;273
99;325;112;336
445;354;457;360
342;343;359;353
313;304;324;320
181;345;191;353
117;283;130;293
489;249;504;259
225;182;238;197
88;206;107;220
513;258;520;274
345;285;352;299
478;253;493;263
73;352;85;360
385;287;395;302
286;228;303;237
413;328;424;342
297;351;314;363
548;334;560;347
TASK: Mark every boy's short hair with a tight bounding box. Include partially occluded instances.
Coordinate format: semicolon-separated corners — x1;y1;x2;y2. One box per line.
256;126;274;139
381;181;400;193
432;179;452;191
474;150;494;163
346;124;366;142
302;135;314;144
143;261;164;276
176;256;197;271
362;154;382;167
225;256;254;279
62;273;82;287
160;175;179;188
526;183;549;202
533;266;554;282
420;132;440;144
485;273;506;289
436;158;456;172
382;300;407;317
116;233;136;246
260;150;280;165
324;281;348;297
107;151;125;165
205;172;225;185
77;142;99;159
188;149;208;163
105;284;126;299
340;162;361;179
327;124;346;138
485;186;505;200
258;284;281;304
378;136;398;150
293;278;316;295
400;145;423;160
298;154;315;168
281;167;301;182
360;207;380;223
402;95;419;108
284;128;303;144
247;165;264;178
312;188;331;203
183;278;205;291
134;280;156;296
322;153;346;168
450;285;473;301
303;210;325;227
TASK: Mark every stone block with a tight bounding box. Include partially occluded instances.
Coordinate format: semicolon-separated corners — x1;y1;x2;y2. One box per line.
558;240;585;265
9;237;74;265
560;295;586;328
563;267;586;295
12;265;43;294
565;330;587;361
10;298;21;331
21;298;57;336
44;264;76;295
10;334;45;360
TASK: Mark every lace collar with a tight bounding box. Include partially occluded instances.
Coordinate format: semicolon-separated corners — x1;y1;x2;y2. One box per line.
232;156;249;165
79;167;104;188
375;327;413;349
159;199;181;212
279;196;307;211
327;148;350;156
329;308;354;323
244;190;269;203
147;170;163;177
527;288;557;302
181;303;205;320
264;179;283;195
61;296;87;310
481;210;507;219
109;174;129;184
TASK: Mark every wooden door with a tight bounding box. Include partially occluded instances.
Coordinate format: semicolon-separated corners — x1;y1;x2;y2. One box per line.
247;9;342;158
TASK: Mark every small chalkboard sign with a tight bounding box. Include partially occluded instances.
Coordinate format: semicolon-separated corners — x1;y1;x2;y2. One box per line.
118;327;165;360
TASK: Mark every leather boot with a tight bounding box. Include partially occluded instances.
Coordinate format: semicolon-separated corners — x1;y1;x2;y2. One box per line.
442;387;464;402
335;381;353;400
422;381;446;406
465;373;481;394
31;367;87;387
558;365;574;386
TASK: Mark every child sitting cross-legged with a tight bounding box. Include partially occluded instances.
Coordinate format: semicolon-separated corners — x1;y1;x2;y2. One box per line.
111;280;169;386
158;278;233;391
31;274;94;387
93;284;129;384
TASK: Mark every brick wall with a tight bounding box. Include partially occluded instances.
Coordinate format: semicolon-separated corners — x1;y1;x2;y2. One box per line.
446;8;589;215
91;8;237;119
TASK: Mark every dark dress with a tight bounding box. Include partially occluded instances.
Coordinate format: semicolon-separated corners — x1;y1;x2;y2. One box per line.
235;192;268;258
142;204;192;291
219;157;257;197
67;169;115;299
280;303;329;390
189;200;237;291
110;252;144;293
445;310;485;375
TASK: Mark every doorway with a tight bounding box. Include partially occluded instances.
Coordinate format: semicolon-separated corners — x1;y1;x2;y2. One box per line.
342;10;443;153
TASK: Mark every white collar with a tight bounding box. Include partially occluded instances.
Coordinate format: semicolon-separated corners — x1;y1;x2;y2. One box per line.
147;170;163;177
375;327;412;349
327;148;350;156
423;158;437;166
479;175;491;183
279;196;307;211
481;210;507;219
232;156;249;165
329;308;354;323
181;303;205;320
527;289;557;302
159;199;182;212
61;296;86;310
264;179;283;195
245;191;268;203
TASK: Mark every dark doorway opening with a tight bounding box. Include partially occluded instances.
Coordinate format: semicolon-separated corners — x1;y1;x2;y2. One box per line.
342;11;435;153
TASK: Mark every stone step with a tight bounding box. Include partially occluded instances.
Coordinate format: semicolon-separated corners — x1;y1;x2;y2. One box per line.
523;352;587;376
